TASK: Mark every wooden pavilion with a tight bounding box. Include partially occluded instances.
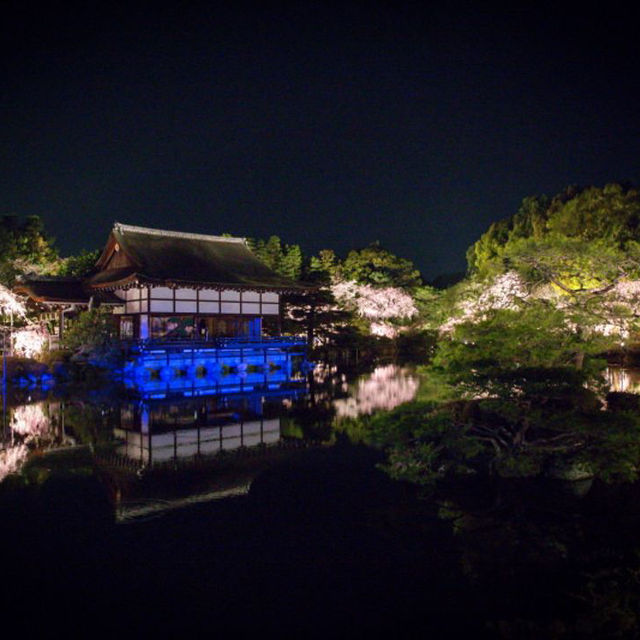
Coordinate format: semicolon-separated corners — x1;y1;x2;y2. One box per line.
15;223;311;389
87;222;306;341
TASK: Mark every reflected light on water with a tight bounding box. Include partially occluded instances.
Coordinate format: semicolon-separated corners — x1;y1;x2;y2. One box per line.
0;444;29;482
312;362;338;384
605;367;640;393
334;365;419;418
1;403;63;480
11;404;51;439
1;365;422;484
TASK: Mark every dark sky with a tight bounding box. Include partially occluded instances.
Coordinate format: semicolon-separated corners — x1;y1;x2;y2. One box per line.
2;2;639;279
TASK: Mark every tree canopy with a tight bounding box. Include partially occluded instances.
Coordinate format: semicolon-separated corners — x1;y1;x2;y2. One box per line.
373;302;640;485
246;235;427;345
57;248;100;278
340;243;423;289
0;215;59;285
247;235;303;281
371;183;640;488
448;184;640;344
466;183;640;279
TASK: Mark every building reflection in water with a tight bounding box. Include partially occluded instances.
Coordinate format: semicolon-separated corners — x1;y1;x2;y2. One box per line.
108;388;310;522
1;383;306;482
114;392;288;467
1;384;308;521
606;367;640;393
2;365;423;519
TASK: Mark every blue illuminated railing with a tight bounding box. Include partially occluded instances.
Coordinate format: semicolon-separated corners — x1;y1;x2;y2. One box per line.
120;334;310;399
214;336;306;347
123;336;307;354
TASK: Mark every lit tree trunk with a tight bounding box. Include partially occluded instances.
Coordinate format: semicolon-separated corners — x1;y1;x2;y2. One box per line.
307;300;315;346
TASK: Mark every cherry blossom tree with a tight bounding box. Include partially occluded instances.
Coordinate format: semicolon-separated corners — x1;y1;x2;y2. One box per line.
0;283;50;358
331;280;418;338
0;283;27;321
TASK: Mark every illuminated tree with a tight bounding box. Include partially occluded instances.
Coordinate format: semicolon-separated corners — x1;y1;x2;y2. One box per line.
450;184;640;344
331;280;417;338
252;236;430;347
56;248;100;277
467;183;640;277
466;195;550;275
248;235;303;280
373;301;640;484
341;242;422;289
61;307;116;360
0;214;59;285
368;183;640;488
279;243;303;280
282;287;358;346
0;283;27;321
11;325;49;358
0;283;50;358
308;249;340;282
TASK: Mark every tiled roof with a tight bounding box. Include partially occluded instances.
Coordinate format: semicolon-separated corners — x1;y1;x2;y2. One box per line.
88;223;308;291
14;277;122;304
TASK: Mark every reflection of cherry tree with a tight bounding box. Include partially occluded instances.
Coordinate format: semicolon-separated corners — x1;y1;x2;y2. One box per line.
311;363;350;402
334;365;419;418
11;404;52;440
607;368;640;394
0;403;61;482
312;362;336;383
312;363;347;389
0;444;29;482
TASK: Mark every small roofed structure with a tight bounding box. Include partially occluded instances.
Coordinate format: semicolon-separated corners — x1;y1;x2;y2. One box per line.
14;277;93;305
13;276;121;343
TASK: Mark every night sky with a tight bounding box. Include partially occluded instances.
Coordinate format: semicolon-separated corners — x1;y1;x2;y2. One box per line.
2;2;639;280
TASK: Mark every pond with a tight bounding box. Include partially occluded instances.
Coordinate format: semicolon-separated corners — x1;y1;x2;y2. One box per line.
1;363;420;484
2;365;640;637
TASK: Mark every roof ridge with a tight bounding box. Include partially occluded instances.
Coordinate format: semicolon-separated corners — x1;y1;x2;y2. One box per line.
17;274;84;283
113;222;247;244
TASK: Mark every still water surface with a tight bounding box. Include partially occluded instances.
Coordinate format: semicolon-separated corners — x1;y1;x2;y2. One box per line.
2;365;640;637
1;364;419;486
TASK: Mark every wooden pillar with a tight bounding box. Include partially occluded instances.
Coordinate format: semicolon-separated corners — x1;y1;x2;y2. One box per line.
307;298;315;347
277;298;283;336
173;421;178;464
